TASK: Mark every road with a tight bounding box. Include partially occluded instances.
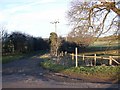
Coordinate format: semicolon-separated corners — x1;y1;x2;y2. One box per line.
2;54;119;88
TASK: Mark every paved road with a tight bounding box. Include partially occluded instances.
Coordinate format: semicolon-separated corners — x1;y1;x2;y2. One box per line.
2;54;119;88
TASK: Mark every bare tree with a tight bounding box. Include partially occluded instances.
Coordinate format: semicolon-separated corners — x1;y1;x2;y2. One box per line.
67;25;94;47
0;25;8;43
67;0;120;37
1;27;8;42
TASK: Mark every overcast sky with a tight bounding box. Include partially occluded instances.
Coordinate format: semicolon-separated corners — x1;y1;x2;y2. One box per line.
0;0;72;38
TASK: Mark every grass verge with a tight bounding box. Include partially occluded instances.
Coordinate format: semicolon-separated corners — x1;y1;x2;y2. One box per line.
2;50;48;64
40;59;68;72
2;54;26;64
40;59;120;83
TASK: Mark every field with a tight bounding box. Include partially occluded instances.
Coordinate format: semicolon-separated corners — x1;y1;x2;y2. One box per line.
86;37;119;54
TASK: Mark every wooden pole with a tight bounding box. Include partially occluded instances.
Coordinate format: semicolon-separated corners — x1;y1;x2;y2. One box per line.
61;51;63;56
75;47;78;67
94;54;96;66
72;53;74;60
109;56;112;65
83;54;85;61
65;51;67;55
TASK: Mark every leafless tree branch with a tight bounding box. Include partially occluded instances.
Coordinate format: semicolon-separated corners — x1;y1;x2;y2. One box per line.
67;0;119;37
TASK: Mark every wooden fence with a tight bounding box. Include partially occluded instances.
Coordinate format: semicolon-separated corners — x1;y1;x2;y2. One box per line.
70;47;120;67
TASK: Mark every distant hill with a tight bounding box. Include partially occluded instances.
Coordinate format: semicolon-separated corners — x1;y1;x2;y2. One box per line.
95;35;119;41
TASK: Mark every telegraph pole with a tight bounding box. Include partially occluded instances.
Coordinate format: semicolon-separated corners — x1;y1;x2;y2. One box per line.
50;20;59;56
50;20;59;33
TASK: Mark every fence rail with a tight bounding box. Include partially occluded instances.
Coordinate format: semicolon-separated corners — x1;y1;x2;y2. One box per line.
70;48;120;67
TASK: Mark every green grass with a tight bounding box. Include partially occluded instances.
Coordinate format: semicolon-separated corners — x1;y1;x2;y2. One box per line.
87;38;120;54
40;59;120;81
2;54;26;64
87;46;119;52
2;50;48;64
41;59;120;75
64;66;120;75
91;37;119;46
40;60;68;72
83;45;119;56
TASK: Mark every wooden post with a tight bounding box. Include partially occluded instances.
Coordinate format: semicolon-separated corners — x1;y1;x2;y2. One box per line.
94;54;96;66
61;51;63;56
83;54;85;61
109;56;112;65
72;53;74;60
65;51;67;55
75;47;78;67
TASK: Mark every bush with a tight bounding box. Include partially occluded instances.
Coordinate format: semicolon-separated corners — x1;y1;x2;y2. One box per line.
40;60;67;72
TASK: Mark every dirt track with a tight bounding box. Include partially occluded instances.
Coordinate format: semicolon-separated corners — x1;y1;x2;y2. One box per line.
2;54;120;88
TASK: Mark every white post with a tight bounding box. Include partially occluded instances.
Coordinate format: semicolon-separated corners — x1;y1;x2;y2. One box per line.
61;51;63;56
75;47;78;67
83;54;85;61
65;51;67;55
94;54;96;66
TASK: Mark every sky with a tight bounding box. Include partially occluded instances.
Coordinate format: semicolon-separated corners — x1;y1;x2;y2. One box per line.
0;0;118;38
0;0;72;38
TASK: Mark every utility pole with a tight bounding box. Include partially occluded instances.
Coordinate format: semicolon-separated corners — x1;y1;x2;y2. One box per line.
50;20;59;33
50;20;60;56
